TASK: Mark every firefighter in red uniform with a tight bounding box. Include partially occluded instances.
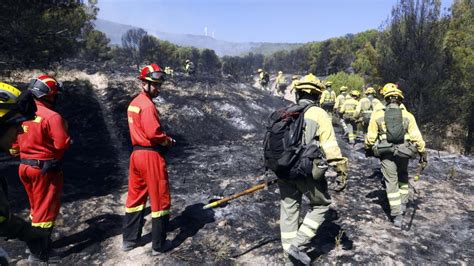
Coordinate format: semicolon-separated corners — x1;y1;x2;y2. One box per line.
16;75;70;262
122;63;175;255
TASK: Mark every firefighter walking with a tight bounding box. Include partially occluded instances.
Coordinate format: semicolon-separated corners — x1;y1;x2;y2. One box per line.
365;84;427;227
279;74;348;264
15;75;70;262
122;63;175;255
340;90;361;144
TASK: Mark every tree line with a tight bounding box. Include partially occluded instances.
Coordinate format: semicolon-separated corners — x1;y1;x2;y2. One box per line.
0;0;471;153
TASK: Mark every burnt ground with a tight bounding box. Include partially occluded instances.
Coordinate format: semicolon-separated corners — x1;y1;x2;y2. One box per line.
0;71;473;265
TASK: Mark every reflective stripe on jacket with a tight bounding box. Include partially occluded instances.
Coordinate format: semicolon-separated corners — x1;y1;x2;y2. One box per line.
127;92;171;147
340;98;359;114
300;100;343;161
17;101;70;160
365;105;426;152
319;90;336;105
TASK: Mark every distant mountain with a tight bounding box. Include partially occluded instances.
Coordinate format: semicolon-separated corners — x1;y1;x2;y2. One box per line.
93;19;301;56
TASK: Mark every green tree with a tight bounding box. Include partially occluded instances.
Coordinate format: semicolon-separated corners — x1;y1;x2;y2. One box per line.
326;72;365;94
121;28;148;70
199;49;222;75
81;29;111;61
0;0;95;67
443;0;474;153
352;42;379;82
377;0;445;118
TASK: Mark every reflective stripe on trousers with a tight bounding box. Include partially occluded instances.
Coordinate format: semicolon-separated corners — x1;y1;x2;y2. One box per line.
381;155;409;216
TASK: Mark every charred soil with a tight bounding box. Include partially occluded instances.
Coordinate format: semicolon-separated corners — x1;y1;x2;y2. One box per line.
0;71;472;265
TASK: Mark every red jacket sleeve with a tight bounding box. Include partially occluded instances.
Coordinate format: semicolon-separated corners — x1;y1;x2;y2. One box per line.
46;113;71;156
141;106;170;146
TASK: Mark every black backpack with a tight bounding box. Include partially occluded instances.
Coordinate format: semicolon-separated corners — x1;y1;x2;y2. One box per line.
263;104;323;179
385;106;405;144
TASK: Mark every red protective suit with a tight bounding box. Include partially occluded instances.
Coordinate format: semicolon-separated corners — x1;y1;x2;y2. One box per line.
17;100;70;228
123;92;172;251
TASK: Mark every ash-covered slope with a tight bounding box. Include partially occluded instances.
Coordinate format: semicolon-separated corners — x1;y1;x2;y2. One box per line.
0;72;472;265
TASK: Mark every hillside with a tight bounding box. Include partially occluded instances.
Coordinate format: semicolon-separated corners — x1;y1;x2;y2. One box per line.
0;70;472;265
94;19;301;56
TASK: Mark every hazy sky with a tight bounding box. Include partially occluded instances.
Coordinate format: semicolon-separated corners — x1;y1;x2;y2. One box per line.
97;0;453;43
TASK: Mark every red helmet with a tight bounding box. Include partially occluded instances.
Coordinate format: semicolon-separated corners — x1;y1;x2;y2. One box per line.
139;63;165;83
28;75;62;99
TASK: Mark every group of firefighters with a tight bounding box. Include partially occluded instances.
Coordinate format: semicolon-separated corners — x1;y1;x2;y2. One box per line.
0;63;427;265
257;70;427;264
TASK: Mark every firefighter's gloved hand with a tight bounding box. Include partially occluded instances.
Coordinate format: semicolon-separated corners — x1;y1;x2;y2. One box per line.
418;151;428;164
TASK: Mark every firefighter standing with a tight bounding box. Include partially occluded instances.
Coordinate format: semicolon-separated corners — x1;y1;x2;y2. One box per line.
122;63;175;255
184;59;195;75
279;74;348;264
0;83;50;263
365;84;427;227
340;90;361;144
289;75;300;93
15;75;70;262
354;87;383;134
319;81;336;114
257;68;270;91
274;71;286;97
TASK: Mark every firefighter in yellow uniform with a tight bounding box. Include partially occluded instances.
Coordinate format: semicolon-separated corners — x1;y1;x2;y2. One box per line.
319;81;336;111
354;87;383;134
379;83;407;111
365;85;427;228
334;86;349;133
279;74;348;264
274;71;287;97
257;68;270;91
334;86;349;114
289;75;300;93
340;90;360;144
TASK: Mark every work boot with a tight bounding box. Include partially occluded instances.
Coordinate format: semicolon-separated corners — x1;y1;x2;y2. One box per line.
122;240;138;252
392;215;403;228
287;245;311;265
151;240;173;256
334;176;347;192
28;249;61;264
152;216;169;253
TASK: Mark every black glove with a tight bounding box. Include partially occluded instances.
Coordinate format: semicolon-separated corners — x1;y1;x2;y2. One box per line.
418;151;428;164
365;147;374;157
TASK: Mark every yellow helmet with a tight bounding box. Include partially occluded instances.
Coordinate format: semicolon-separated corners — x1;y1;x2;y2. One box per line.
365;87;376;94
325;81;333;87
278;71;283;74
0;82;36;126
292;75;300;80
340;86;348;91
257;68;263;73
384;87;404;99
294;74;324;94
380;83;398;96
350;90;361;97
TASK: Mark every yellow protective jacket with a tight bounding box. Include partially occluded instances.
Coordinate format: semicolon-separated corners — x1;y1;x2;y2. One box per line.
259;72;265;81
334;93;348;112
289;80;298;93
320;90;337;105
276;74;286;85
354;97;383;118
340;98;359;116
365;104;426;152
300;99;346;163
